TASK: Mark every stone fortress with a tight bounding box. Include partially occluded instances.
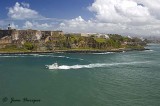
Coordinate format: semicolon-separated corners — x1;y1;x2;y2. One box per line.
0;24;64;48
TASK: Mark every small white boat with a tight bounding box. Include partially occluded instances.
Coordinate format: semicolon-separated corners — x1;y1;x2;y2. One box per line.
52;63;59;69
53;63;58;67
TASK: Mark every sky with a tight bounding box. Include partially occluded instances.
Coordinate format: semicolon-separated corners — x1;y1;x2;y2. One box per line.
0;0;160;37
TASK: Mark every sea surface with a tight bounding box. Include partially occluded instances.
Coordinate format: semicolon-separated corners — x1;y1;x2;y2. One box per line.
0;44;160;106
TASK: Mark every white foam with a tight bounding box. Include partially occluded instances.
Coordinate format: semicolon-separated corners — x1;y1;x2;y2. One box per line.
46;61;150;70
0;56;26;57
92;52;114;54
145;50;154;52
0;54;40;57
31;54;68;58
0;54;84;60
55;56;66;58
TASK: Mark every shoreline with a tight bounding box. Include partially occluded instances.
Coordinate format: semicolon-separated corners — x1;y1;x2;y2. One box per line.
0;48;149;54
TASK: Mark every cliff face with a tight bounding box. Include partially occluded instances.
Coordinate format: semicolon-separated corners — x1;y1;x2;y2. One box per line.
0;36;12;49
0;36;12;44
0;29;147;52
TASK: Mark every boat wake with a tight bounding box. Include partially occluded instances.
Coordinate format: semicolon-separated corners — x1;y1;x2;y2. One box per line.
0;54;84;60
46;61;150;70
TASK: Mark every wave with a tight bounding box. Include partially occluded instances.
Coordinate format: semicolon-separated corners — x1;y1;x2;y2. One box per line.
0;54;40;57
92;52;114;54
144;50;154;52
0;54;84;60
46;61;150;70
0;55;26;57
32;54;83;60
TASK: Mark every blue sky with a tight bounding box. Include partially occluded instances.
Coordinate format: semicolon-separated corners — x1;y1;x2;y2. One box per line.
0;0;160;36
0;0;93;19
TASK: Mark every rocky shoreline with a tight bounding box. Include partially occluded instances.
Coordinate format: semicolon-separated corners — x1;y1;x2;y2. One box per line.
0;48;149;54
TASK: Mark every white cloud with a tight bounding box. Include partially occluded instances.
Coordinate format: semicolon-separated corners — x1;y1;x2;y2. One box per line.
58;0;160;36
59;15;160;36
23;21;52;30
88;0;155;24
134;0;160;19
60;16;119;33
59;16;94;33
8;2;42;19
10;22;18;29
23;21;33;28
21;2;30;8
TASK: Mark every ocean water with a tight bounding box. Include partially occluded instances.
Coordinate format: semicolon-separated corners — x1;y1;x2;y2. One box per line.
0;44;160;106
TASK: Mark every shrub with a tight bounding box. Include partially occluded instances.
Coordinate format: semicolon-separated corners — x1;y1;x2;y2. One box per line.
23;42;34;50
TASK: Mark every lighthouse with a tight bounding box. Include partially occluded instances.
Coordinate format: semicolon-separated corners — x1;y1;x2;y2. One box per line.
8;24;11;30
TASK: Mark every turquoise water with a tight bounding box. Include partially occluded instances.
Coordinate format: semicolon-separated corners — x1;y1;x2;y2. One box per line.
0;44;160;106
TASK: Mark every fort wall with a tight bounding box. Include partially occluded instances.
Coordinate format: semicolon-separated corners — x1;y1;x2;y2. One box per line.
0;29;63;41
